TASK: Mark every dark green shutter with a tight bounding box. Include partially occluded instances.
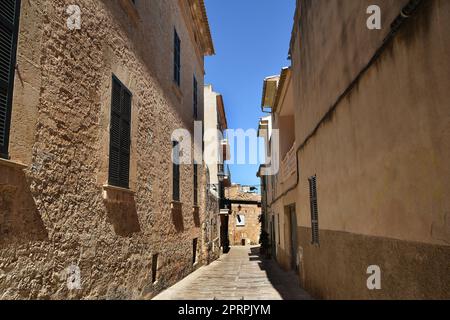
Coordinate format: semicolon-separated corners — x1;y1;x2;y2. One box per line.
0;0;20;159
109;76;132;189
172;141;180;201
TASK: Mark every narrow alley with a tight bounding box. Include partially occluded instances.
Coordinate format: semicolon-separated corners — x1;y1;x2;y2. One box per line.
153;246;312;300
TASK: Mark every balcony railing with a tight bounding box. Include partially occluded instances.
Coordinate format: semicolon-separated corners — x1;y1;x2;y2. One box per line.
281;143;297;183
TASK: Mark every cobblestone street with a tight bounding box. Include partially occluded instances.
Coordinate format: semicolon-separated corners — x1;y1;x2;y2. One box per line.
153;246;312;300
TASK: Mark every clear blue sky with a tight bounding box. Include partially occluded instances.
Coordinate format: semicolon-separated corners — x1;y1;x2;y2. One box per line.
204;0;295;189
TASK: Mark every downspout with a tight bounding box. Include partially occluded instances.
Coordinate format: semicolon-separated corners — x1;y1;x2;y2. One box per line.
268;0;424;208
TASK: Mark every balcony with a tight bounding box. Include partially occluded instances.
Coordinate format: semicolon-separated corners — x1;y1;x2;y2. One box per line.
222;164;232;188
281;143;297;183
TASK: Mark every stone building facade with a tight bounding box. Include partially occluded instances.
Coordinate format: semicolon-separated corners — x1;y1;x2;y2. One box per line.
0;0;214;299
202;85;229;263
260;0;450;299
226;185;261;246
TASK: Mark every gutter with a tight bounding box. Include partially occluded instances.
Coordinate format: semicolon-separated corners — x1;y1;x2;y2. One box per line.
268;0;424;208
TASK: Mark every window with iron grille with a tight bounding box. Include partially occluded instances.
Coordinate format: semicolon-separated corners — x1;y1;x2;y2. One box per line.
108;76;132;189
0;0;20;159
173;29;181;86
308;175;320;245
172;141;180;202
193;76;198;119
193;164;198;206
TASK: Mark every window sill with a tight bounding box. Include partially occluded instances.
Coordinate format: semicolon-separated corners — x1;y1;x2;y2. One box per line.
0;158;28;191
102;184;135;203
0;158;28;170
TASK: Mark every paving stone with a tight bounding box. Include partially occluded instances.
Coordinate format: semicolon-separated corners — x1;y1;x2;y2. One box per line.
153;246;313;300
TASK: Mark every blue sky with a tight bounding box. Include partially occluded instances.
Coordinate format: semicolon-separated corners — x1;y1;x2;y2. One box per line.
204;0;295;189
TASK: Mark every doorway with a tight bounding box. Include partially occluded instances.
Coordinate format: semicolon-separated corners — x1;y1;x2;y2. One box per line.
286;204;298;271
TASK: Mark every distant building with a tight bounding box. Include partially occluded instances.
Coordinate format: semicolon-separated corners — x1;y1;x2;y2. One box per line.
226;185;261;246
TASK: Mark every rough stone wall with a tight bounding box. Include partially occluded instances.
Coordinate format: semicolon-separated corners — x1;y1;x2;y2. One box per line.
1;0;209;300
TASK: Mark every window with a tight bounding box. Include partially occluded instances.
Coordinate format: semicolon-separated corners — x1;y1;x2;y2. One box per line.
277;213;280;245
193;164;198;206
173;29;181;86
0;0;21;159
108;76;132;189
236;214;246;227
193;76;198;119
308;175;319;245
192;238;198;265
172;141;180;201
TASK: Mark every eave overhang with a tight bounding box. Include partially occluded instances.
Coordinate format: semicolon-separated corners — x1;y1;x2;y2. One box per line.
188;0;215;56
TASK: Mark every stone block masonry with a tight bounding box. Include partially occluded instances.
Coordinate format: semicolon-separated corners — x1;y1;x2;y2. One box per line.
0;0;214;299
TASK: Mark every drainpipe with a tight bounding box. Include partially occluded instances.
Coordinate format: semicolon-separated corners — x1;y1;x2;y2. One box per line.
268;0;424;208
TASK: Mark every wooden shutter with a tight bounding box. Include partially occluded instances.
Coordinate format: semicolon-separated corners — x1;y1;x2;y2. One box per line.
172;141;180;201
0;0;20;159
109;76;132;189
173;29;180;86
308;175;319;245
